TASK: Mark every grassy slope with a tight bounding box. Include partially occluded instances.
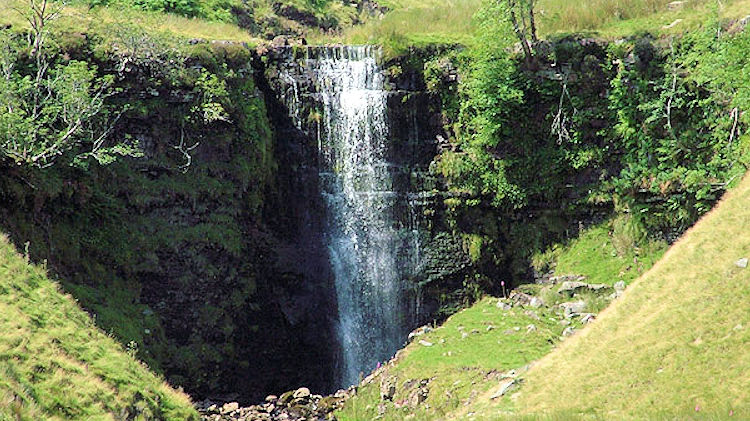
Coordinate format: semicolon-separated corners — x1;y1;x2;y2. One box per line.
0;234;198;420
336;220;666;421
468;173;750;419
0;0;256;44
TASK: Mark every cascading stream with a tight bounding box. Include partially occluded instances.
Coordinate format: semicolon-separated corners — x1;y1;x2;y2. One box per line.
278;46;419;387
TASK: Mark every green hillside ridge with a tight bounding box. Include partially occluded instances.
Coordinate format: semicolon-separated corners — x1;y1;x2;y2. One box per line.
476;165;750;419
0;234;198;420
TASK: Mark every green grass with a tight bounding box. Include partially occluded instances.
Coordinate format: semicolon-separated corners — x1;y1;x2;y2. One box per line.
534;218;668;288
0;233;198;420
336;297;564;421
0;0;257;44
316;0;483;55
336;218;668;421
538;0;750;38
470;173;750;419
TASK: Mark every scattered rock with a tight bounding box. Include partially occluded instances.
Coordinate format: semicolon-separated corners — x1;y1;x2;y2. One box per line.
736;258;748;268
529;296;544;308
380;378;396;401
524;310;541;320
408;325;432;342
221;402;239;414
198;386;354;421
560;301;586;318
496;300;512;311
663;19;683;29
293;387;310;399
667;1;685;10
580;313;596;324
548;274;586;284
614;281;626;292
490;378;521;399
558;281;612;296
509;291;535;306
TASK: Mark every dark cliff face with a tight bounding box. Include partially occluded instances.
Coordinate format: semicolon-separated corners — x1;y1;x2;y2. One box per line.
0;45;337;402
0;41;478;403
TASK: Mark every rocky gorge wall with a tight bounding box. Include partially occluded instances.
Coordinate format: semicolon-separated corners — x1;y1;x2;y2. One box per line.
0;38;477;404
0;33;675;405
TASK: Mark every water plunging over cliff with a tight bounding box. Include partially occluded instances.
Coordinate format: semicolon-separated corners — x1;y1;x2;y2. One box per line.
276;46;422;387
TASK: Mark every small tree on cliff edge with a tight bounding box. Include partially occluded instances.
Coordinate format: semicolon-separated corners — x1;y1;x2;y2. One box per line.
0;0;140;169
500;0;538;66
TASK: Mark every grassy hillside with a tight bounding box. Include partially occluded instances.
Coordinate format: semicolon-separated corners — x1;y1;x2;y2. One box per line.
335;219;666;421
0;234;198;420
468;173;750;419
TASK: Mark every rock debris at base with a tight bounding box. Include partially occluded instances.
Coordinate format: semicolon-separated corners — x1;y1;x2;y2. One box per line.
197;387;354;421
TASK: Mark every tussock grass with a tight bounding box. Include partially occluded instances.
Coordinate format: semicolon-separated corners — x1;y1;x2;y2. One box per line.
473;173;750;419
316;0;482;54
0;0;257;43
0;234;198;420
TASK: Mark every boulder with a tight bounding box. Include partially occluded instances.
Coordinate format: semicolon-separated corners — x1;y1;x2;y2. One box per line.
380;378;396;401
221;402;239;414
549;274;586;284
614;281;626;292
408;325;432;342
562;327;576;337
529;296;544;308
560;301;586;318
558;281;612;296
580;313;596;324
490;378;520;399
293;387;311;399
736;258;748;268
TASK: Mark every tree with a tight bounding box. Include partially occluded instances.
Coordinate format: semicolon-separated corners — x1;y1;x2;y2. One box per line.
500;0;538;65
0;0;139;168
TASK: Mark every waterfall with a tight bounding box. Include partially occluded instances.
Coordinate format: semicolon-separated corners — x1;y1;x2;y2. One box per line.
276;46;419;387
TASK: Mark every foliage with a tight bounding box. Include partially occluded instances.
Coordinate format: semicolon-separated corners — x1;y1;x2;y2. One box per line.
0;4;140;169
434;0;527;209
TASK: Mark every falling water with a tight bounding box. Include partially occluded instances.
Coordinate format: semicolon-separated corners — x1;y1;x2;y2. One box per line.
277;46;419;387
